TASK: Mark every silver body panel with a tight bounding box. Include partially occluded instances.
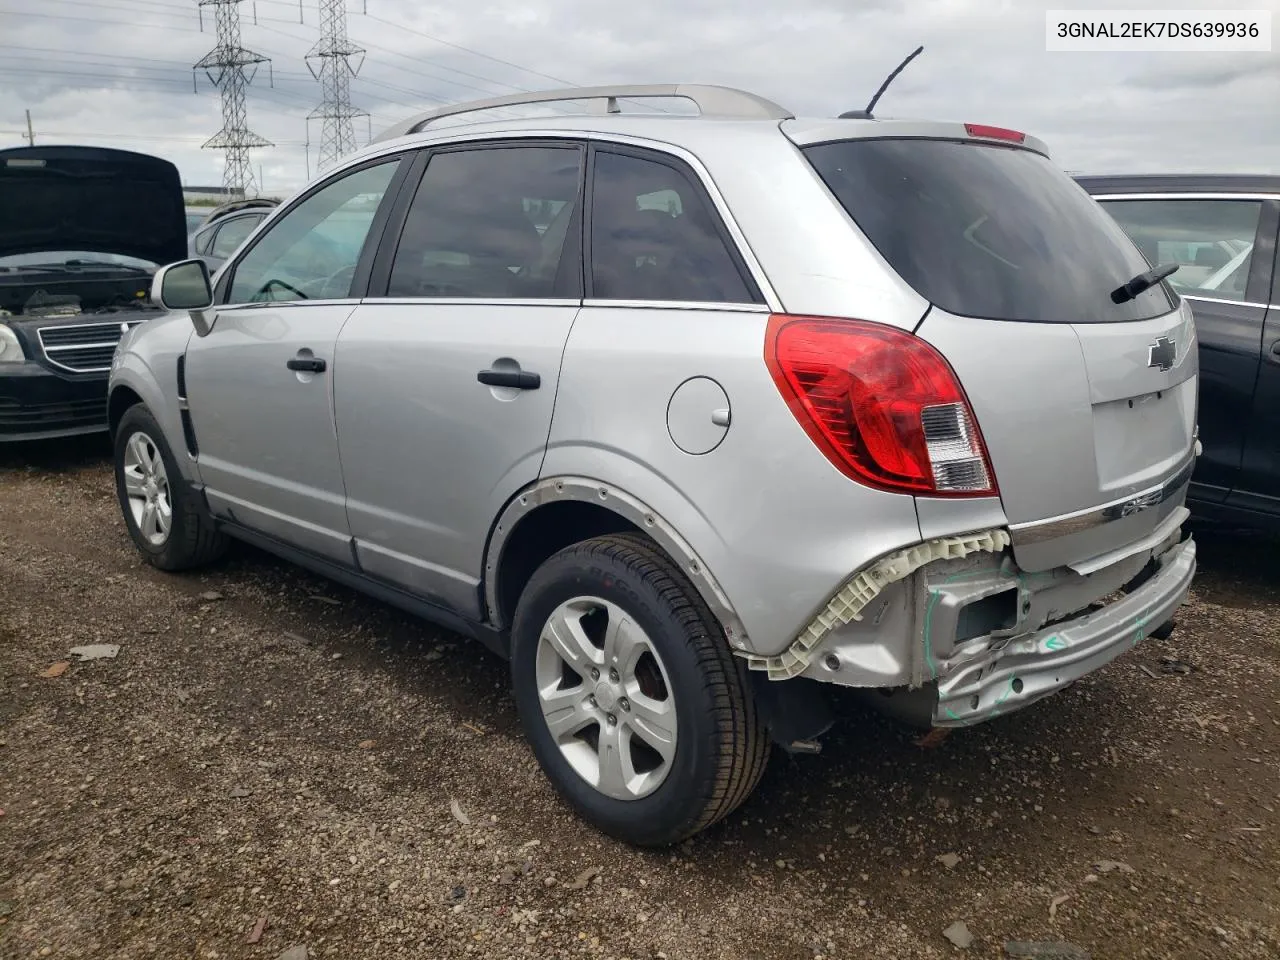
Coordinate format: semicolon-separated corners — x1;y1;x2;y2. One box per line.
183;301;357;564
110;101;1199;728
333;301;578;618
541;304;922;656
916;301;1198;572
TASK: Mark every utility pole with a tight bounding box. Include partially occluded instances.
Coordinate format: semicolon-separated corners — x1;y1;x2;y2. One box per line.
193;0;273;198
24;109;34;146
306;0;367;174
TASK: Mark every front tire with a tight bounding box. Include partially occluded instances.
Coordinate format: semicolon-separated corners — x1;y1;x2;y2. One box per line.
510;533;768;846
114;404;227;571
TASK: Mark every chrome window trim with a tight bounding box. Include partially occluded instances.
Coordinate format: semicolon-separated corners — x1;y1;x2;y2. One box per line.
350;297;771;312
1008;452;1196;547
582;299;770;312
1090;192;1280;202
1183;293;1275;310
360;297;582;308
214;298;362;312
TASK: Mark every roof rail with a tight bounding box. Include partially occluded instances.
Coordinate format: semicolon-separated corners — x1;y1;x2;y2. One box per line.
371;84;794;143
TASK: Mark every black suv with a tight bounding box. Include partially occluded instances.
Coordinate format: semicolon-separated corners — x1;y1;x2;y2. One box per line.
0;145;187;442
1078;174;1280;533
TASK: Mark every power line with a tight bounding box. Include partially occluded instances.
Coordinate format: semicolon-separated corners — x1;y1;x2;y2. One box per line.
361;12;573;87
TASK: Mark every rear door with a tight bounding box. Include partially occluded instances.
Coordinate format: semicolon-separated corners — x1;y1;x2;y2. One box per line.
801;136;1197;571
1093;193;1275;504
334;141;584;619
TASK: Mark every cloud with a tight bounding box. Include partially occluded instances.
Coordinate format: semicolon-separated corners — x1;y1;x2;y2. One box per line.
1;0;1276;195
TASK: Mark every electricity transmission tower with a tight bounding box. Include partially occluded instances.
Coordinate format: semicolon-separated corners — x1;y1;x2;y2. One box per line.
306;0;368;174
194;0;273;198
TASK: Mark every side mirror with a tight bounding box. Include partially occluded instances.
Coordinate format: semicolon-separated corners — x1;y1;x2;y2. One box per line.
152;259;214;336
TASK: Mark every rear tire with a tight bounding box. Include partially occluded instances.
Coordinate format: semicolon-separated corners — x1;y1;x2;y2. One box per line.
510;533;768;846
114;404;228;571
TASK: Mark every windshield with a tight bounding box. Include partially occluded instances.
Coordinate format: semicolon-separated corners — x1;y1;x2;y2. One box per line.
0;250;158;270
802;138;1177;323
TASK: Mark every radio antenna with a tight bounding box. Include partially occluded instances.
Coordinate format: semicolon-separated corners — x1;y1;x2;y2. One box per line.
840;45;924;120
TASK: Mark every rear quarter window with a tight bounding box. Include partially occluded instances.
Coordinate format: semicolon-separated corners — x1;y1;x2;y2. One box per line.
803;138;1177;323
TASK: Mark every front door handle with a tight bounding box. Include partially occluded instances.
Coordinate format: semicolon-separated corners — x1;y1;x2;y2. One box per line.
1269;339;1280;360
287;356;327;373
477;368;540;390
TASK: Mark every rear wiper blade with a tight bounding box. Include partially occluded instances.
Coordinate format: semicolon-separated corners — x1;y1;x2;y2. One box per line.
1111;263;1178;304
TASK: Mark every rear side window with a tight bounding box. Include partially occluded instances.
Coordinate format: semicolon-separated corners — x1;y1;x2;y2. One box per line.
589;150;757;304
387;145;583;299
803;139;1177;323
1095;199;1263;303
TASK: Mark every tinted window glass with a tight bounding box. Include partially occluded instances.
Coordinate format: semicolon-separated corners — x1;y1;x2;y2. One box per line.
210;213;263;260
1097;199;1262;303
803;139;1177;322
387;146;582;299
590;151;755;303
194;223;216;256
228;160;399;304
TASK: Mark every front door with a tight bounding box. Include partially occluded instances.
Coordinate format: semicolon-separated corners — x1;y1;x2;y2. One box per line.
185;157;406;563
1096;195;1272;503
335;142;584;618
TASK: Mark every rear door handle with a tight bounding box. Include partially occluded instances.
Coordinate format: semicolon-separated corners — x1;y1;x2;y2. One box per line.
287;356;327;373
477;368;540;390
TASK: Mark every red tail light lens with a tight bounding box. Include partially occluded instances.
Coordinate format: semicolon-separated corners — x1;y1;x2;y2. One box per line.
764;315;997;497
964;123;1026;144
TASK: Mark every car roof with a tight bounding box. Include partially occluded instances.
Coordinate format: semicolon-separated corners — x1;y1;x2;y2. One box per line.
1076;173;1280;197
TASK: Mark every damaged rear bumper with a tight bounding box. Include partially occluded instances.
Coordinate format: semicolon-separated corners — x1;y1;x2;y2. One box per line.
738;512;1196;728
931;534;1195;725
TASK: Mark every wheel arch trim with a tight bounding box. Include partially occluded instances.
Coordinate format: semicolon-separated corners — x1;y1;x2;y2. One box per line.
483;476;750;650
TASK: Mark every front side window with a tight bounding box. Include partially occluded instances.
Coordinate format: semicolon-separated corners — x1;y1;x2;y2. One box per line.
386;145;583;299
210;213;264;260
1096;199;1263;303
589;151;755;304
227;160;400;304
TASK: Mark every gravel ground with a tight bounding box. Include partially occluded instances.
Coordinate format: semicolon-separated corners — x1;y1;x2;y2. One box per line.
1;436;1278;960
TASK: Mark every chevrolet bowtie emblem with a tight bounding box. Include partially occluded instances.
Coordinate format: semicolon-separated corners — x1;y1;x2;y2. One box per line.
1147;336;1176;372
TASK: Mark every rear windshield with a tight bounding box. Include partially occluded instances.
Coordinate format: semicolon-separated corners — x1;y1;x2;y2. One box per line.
802;138;1177;323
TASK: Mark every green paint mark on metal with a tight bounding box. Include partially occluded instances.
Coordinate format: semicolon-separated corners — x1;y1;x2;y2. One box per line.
1131;609;1154;647
942;677;1017;724
922;569;1001;682
1043;634;1066;652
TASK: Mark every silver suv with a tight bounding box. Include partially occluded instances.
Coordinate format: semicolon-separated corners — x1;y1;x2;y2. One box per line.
108;84;1199;847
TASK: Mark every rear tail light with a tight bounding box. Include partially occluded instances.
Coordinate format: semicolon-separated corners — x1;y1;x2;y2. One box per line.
764;315;996;497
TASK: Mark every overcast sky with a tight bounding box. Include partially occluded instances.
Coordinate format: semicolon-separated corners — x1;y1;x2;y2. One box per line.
2;0;1277;195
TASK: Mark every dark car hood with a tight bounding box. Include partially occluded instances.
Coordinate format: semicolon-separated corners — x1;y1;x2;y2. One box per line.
0;145;188;266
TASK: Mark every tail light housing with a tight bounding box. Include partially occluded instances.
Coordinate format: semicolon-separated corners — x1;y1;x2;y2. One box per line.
765;314;997;497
